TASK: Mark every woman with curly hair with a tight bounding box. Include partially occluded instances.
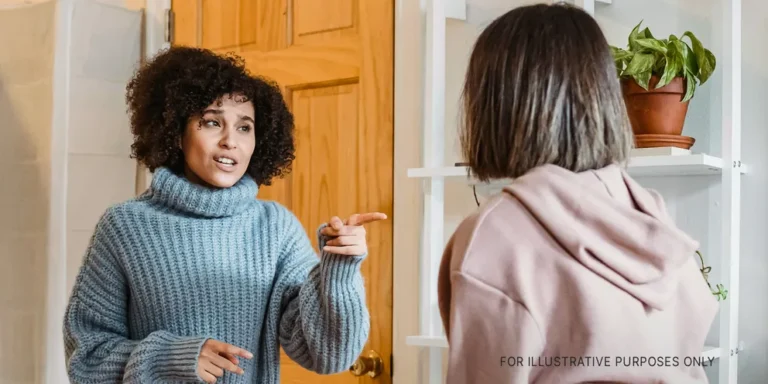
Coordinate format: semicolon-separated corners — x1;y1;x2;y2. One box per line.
63;46;385;384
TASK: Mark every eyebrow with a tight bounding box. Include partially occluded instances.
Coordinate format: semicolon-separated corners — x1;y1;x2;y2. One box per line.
202;109;254;123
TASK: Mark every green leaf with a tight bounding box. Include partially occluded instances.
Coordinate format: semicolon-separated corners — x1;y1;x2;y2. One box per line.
652;61;664;74
640;27;655;39
681;71;696;102
624;52;655;76
633;71;652;90
700;49;717;84
611;46;633;61
672;40;698;75
657;44;682;89
611;48;634;75
681;31;703;52
635;38;667;54
682;31;716;83
628;21;644;51
624;51;654;89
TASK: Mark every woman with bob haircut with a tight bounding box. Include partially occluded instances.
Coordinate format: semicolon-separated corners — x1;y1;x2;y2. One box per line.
63;46;385;384
437;3;717;383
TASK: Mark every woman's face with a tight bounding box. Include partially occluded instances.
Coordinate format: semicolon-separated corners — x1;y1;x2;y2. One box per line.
181;94;256;188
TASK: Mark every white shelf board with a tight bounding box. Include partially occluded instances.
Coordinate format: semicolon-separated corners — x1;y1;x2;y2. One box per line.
408;153;746;182
406;335;448;348
627;153;727;177
446;0;466;20
702;345;722;360
406;336;721;359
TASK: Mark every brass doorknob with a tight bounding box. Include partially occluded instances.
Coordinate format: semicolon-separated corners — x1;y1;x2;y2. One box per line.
349;350;383;378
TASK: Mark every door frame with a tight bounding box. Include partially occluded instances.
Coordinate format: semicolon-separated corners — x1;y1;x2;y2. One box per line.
392;0;425;382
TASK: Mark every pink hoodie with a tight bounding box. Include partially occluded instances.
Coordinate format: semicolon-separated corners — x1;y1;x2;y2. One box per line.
437;163;719;384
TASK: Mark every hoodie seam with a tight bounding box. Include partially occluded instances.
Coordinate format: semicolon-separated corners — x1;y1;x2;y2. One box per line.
451;271;546;347
590;169;614;198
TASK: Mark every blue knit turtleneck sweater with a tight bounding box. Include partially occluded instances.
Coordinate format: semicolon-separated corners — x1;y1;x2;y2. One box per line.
63;167;370;383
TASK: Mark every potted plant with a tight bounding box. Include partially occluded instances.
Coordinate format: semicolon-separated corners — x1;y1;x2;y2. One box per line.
611;21;717;149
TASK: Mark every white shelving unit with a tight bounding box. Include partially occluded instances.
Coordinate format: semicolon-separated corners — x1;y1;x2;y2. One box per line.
405;0;745;383
408;151;748;180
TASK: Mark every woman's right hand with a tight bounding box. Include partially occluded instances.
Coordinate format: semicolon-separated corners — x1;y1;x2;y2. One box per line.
197;339;253;383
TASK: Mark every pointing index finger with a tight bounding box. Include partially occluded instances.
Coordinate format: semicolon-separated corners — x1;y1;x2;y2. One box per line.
347;212;387;226
344;214;360;226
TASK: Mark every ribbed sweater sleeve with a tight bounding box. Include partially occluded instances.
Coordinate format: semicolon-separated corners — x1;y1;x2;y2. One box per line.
275;211;370;374
63;210;209;383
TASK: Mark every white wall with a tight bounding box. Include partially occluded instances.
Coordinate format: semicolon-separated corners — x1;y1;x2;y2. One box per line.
64;0;141;297
393;0;768;383
0;1;143;383
0;2;56;383
734;0;768;380
56;2;142;381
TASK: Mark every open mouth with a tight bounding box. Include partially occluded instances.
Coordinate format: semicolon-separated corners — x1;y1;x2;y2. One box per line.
214;156;237;166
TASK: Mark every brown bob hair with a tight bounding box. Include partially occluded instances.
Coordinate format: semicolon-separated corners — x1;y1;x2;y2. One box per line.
459;3;633;181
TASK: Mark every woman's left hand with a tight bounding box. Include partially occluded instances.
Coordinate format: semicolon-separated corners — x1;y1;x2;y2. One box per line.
320;212;387;256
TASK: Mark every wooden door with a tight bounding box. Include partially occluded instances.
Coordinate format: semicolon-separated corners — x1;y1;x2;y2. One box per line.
170;1;393;383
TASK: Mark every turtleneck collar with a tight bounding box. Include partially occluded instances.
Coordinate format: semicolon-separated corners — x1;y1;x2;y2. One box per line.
147;167;259;218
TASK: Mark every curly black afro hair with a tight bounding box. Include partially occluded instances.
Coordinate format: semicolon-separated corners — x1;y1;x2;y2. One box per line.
126;46;294;186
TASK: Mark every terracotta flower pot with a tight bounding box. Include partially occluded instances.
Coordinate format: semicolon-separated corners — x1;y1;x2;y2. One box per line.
621;76;694;149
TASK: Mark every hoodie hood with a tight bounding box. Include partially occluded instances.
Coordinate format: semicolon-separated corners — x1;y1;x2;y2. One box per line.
502;164;699;310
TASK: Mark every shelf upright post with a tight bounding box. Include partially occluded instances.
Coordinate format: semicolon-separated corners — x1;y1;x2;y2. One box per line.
553;0;596;15
577;0;595;15
420;0;446;382
719;0;742;383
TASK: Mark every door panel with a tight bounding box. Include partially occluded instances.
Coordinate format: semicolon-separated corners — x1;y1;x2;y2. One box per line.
293;0;356;43
171;0;393;383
